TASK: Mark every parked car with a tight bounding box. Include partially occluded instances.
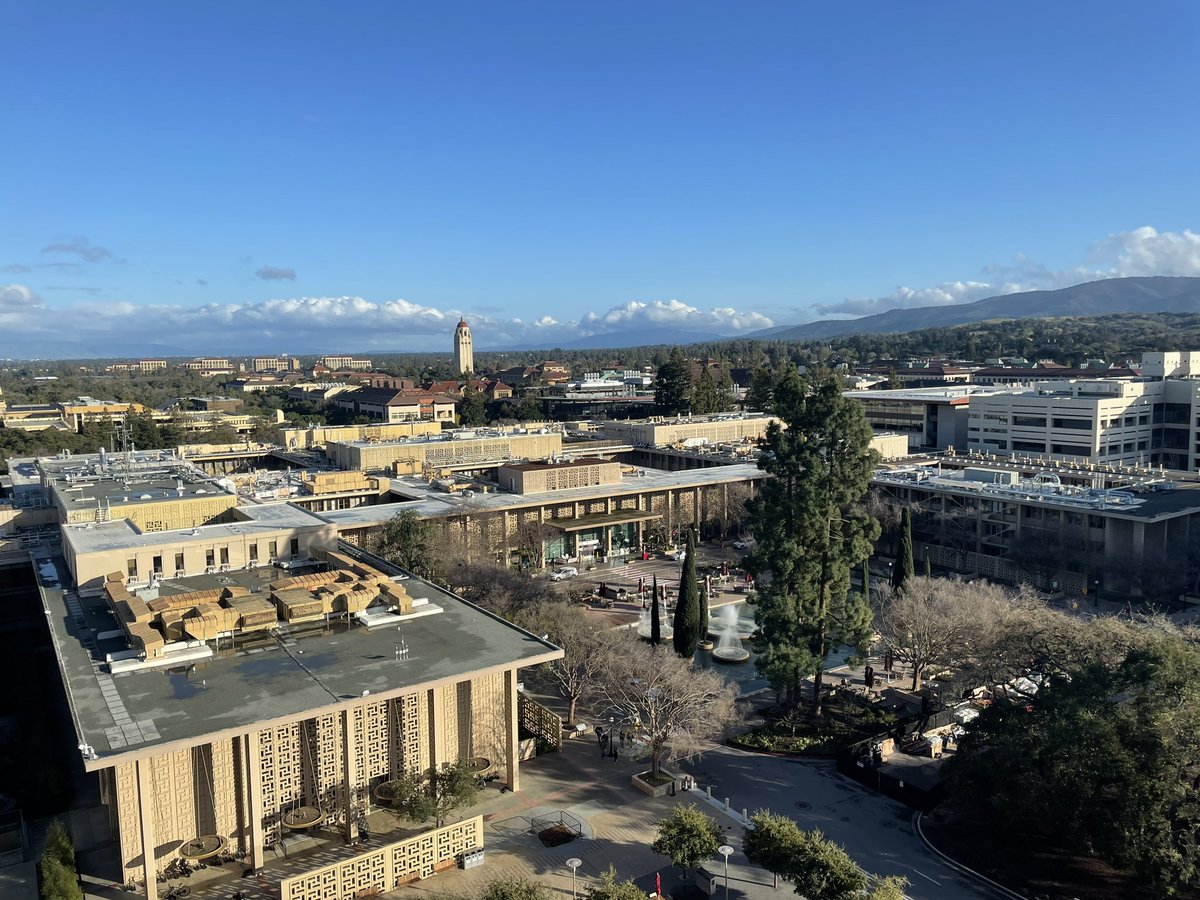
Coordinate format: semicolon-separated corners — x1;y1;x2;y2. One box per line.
732;537;757;550
550;567;578;581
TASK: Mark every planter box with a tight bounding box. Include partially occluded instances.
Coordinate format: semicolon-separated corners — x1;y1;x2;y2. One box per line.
632;770;678;798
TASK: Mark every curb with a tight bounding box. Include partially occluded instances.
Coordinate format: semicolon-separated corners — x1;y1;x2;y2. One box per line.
912;811;1026;900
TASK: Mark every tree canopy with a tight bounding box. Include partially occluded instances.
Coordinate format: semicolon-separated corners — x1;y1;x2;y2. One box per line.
654;348;691;415
947;624;1200;893
599;634;737;776
373;510;439;580
745;369;880;713
380;758;479;827
652;803;722;874
673;528;701;657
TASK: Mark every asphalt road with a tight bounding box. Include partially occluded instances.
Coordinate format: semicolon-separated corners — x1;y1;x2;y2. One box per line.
676;746;1008;900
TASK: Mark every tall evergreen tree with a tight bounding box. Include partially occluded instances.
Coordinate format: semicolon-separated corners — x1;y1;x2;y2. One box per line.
745;369;880;715
691;367;721;415
892;508;914;590
654;348;691;415
745;366;776;413
650;575;662;646
459;384;487;426
674;529;701;657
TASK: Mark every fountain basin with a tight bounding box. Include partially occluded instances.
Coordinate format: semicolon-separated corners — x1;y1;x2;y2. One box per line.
707;623;755;641
712;647;750;663
637;624;674;640
698;639;714;651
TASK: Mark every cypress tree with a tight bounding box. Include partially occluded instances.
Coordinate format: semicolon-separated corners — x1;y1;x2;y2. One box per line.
650;575;662;645
893;508;914;590
745;369;880;716
673;529;701;657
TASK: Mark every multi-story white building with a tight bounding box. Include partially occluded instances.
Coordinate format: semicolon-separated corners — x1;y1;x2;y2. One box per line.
318;355;372;371
966;373;1200;472
251;356;300;373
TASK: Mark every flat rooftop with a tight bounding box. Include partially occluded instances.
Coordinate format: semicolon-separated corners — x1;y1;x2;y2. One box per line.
874;458;1200;521
843;386;1008;403
61;502;329;554
333;426;563;450
34;554;561;768
318;463;764;529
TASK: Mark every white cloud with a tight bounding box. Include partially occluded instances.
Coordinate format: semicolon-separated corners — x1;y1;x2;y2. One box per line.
579;299;772;334
811;226;1200;319
1087;226;1200;277
0;284;42;309
0;290;773;356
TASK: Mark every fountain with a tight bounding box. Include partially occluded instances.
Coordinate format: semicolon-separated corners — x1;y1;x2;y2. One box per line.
711;604;750;663
636;604;673;641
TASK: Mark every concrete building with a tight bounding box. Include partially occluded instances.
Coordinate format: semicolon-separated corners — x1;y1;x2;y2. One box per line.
496;458;622;494
327;429;564;474
453;319;473;375
600;413;777;447
33;543;560;900
58;398;155;432
105;360;169;374
252;356;301;373
179;358;236;377
332;388;456;425
318;355;372;371
325;463;763;567
962;376;1200;471
870;454;1200;599
844;386;1004;451
970;365;1139;386
279;421;443;452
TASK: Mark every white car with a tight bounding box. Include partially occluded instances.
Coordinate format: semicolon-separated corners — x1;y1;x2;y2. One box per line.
550;567;578;581
733;537;757;550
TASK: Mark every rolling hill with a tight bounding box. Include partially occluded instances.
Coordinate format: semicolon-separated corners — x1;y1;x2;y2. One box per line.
752;276;1200;342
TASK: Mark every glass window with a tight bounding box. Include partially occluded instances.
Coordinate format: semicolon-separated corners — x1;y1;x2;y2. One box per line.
219;547;229;565
206;548;215;567
175;552;185;572
127;558;137;577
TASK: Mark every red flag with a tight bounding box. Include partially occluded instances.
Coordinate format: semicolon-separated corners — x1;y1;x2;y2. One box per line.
655;873;662;897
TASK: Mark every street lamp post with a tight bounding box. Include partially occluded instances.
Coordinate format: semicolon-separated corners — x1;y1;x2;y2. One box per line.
718;844;734;900
566;857;582;900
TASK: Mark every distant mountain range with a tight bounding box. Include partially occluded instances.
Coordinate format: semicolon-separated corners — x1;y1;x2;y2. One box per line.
748;276;1200;342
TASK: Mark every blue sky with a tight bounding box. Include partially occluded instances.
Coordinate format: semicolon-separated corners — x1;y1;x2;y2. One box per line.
3;2;1200;356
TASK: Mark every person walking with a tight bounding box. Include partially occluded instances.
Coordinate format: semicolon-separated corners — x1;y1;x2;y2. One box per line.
613;745;619;763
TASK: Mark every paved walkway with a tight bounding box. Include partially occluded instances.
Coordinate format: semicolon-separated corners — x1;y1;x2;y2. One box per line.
396;739;770;900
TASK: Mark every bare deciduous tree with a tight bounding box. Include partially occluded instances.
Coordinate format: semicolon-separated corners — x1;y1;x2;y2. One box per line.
874;576;1010;691
516;602;611;725
599;633;738;776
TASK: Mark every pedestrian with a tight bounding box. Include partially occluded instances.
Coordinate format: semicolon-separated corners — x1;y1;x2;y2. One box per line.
884;649;893;672
613;746;619;763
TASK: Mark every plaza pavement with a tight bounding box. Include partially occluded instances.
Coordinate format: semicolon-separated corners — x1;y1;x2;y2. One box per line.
392;737;1007;900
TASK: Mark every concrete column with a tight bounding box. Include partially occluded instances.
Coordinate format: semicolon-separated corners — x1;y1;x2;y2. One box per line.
341;709;359;842
503;669;520;792
245;732;265;871
1132;522;1146;570
428;687;446;769
135;759;158;900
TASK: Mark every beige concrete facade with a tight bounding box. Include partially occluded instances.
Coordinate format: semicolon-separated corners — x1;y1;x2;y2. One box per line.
100;672;520;890
600;414;777;446
61;507;337;590
496;458;622;494
328;431;563;473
